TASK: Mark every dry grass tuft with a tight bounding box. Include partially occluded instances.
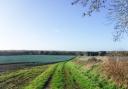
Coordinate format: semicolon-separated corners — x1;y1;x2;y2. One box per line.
102;56;128;87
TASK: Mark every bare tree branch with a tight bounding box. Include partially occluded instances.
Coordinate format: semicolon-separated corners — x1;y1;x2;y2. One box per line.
109;0;128;41
72;0;128;41
72;0;106;16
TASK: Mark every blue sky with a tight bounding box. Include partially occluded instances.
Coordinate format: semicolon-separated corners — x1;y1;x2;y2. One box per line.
0;0;128;51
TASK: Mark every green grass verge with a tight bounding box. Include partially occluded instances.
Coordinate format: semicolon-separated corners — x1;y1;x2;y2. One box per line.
0;65;49;89
66;62;99;89
23;64;57;89
81;65;118;89
65;61;120;89
50;62;65;89
64;62;80;89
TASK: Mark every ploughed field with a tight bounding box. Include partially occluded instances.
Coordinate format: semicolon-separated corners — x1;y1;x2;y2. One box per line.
0;56;126;89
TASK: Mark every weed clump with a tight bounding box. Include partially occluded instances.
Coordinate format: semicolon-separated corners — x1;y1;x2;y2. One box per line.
102;57;128;88
87;57;103;63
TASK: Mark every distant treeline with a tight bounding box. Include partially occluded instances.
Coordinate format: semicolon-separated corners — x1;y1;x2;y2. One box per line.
0;50;128;56
108;51;128;56
0;50;107;56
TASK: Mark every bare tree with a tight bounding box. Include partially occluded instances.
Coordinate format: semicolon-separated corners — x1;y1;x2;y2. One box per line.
72;0;128;41
72;0;106;16
110;0;128;41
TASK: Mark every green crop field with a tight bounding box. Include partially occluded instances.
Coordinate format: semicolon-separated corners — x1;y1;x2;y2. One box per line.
0;55;73;64
0;56;126;89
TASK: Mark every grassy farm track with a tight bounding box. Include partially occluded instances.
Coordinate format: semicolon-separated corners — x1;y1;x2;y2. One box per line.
24;64;57;89
64;62;80;89
0;57;125;89
49;62;65;89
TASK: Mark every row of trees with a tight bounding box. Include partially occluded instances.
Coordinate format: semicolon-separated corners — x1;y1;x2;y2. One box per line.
1;50;128;56
0;50;106;56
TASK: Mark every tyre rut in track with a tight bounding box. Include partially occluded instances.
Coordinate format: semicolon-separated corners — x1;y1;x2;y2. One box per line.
43;65;58;89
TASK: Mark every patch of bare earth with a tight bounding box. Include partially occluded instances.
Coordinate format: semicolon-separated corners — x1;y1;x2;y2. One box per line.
0;62;41;73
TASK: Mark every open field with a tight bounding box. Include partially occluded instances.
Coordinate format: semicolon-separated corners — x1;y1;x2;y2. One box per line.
0;55;74;72
0;55;128;89
0;55;73;64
